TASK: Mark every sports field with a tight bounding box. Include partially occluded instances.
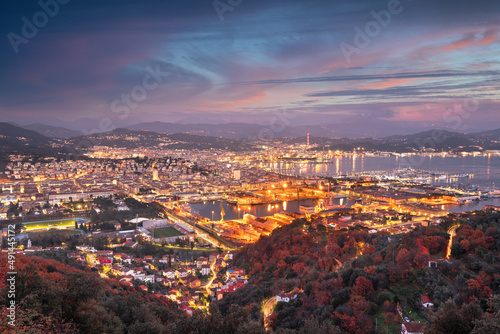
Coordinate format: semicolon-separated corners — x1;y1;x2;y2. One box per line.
23;218;87;231
148;226;185;238
28;229;83;237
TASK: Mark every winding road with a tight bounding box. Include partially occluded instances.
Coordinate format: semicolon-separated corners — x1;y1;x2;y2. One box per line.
262;296;277;330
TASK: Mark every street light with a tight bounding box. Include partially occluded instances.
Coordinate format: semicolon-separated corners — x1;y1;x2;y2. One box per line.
211;210;214;221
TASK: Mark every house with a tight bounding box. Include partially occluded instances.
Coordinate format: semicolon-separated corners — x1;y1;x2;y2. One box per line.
276;292;297;303
164;268;176;279
401;322;426;334
188;278;201;288
179;302;192;317
98;256;113;266
121;255;132;264
143;275;155;283
111;265;127;276
211;279;221;289
138;285;148;292
421;295;434;308
168;289;178;301
164;278;175;287
67;252;81;259
215;258;223;271
121;281;134;289
97;250;113;257
176;269;188;278
159;255;174;264
197;257;208;268
201;264;211;276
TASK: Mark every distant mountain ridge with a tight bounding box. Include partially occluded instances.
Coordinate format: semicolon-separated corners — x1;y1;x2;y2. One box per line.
24;123;81;138
126;122;500;141
0;122;56;154
66;128;254;151
9;120;500;141
2;122;500;155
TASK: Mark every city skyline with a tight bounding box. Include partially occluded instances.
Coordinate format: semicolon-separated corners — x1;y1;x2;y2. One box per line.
1;0;499;133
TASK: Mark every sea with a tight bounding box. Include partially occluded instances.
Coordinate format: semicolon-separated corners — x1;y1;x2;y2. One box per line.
190;155;500;219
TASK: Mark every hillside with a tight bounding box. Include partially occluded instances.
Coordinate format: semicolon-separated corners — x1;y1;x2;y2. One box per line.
284;129;500;153
24;123;81;139
221;212;500;333
0;253;264;334
125;121;452;139
474;128;500;141
0;122;57;155
66;128;255;151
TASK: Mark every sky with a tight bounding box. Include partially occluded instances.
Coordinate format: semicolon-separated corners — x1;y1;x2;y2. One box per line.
0;0;499;134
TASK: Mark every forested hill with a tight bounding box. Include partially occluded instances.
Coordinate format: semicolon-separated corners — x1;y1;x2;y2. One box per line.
0;254;262;333
221;214;500;333
1;211;499;333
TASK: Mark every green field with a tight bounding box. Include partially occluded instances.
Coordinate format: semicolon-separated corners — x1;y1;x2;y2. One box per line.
28;229;83;237
148;226;185;238
23;218;87;231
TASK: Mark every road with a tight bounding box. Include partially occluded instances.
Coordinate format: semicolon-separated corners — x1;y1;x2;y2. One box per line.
445;225;459;259
262;296;277;330
204;260;217;295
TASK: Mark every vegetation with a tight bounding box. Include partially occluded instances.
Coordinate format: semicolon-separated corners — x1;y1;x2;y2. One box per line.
1;210;499;333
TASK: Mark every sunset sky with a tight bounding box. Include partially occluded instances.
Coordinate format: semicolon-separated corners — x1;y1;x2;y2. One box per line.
1;0;499;133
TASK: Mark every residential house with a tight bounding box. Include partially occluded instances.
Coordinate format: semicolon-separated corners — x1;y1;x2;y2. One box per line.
401;322;426;334
164;268;176;279
98;256;112;267
97;250;113;257
276;292;297;303
179;302;192;317
421;295;434;308
197;257;208;269
201;264;211;276
176;269;188;278
67;252;81;259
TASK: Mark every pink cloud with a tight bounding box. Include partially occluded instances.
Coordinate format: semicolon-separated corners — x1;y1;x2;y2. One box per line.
360;78;416;90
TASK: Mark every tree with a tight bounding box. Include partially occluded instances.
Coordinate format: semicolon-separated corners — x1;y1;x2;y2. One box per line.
427;299;469;334
317;224;326;233
451;242;464;257
472;295;500;334
352;276;374;298
14;223;24;234
396;248;411;264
